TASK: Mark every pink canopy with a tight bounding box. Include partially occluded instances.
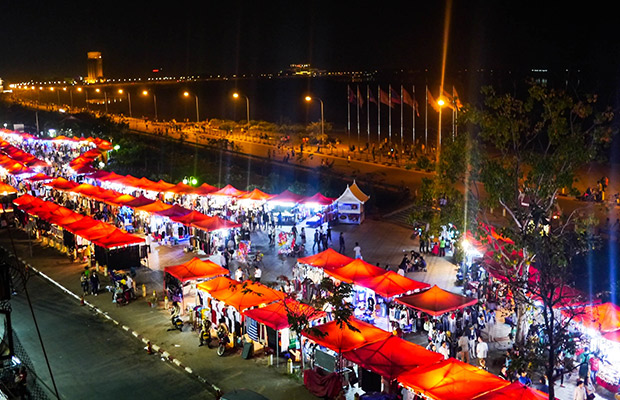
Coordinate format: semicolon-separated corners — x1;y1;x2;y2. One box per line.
210;184;247;197
269;189;306;204
302;192;336;206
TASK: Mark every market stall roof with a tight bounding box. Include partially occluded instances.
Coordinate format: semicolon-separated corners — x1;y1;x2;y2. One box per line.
564;302;620;333
46;177;79;191
91;229;145;249
0;182;17;195
25;202;61;217
89;170;112;180
336;185;367;204
25;172;53;182
302;192;336;206
97;171;126;183
396;285;479;317
348;181;370;202
107;194;136;206
342;336;443;381
324;259;386;284
297;248;354;270
190;183;218;196
13;194;41;207
166;182;195;194
302;317;392;353
471;381;551;400
133;200;173;213
164;257;229;282
210;184;247;197
153;204;192;218
71;183;106;198
191;215;242;232
241;298;326;331
357;271;430;298
397;359;509;400
532;285;594;309
238;188;273;201
154;180;177;192
119;195;155;208
48;212;85;226
602;330;620;343
208;281;286;312
197;276;240;293
62;216;102;234
169;210;211;225
268;189;306;204
74;221;118;241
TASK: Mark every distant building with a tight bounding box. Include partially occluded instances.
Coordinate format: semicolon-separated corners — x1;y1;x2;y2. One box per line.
86;52;103;83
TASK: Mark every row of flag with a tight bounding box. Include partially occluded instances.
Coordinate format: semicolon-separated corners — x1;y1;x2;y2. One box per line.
347;84;463;113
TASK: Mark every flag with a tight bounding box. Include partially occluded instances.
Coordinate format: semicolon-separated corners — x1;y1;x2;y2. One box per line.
356;86;364;108
442;90;456;110
379;88;392;108
403;88;419;117
348;85;356;104
427;87;440;112
368;88;377;104
453;86;464;110
390;87;401;105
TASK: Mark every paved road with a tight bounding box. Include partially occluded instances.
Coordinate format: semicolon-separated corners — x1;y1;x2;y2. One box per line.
11;273;213;400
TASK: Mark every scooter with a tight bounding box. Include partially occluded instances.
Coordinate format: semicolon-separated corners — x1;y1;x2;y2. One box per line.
216;326;230;356
172;316;183;331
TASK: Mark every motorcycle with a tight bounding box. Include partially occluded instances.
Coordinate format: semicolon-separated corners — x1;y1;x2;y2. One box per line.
216;326;230;356
172;316;183;331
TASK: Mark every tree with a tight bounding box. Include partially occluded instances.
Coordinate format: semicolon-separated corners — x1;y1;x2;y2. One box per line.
428;82;613;399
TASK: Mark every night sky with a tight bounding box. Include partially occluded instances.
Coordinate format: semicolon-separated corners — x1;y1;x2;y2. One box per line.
1;1;619;82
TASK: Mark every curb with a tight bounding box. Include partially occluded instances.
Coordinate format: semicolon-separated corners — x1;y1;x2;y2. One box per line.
10;251;219;396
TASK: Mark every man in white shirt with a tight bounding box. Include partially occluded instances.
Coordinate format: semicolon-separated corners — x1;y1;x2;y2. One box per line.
438;341;450;360
235;267;244;281
254;266;262;283
476;336;488;366
353;242;362;259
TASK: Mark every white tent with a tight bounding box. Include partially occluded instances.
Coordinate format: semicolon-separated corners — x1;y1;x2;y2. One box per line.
336;181;369;224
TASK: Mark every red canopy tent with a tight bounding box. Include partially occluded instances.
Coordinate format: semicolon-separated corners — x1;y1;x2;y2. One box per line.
342;336;443;381
190;183;218;196
210;184;247;197
0;182;17;195
13;194;40;207
48;212;85;226
119;195;155;208
472;381;550;400
46;177;79;191
269;189;306;204
208;281;286;312
242;298;325;331
396;285;478;317
197;276;239;293
153;204;192;218
133;200;173;213
60;216;101;234
302;192;336;206
564;302;620;333
164;257;229;282
165;182;195;194
25;172;53;182
302;317;392;353
106;194;136;206
72;221;118;241
297;248;353;270
169;210;211;225
324;259;386;284
191;215;242;232
356;271;430;298
238;188;273;201
153;180;177;192
91;229;145;249
397;358;509;400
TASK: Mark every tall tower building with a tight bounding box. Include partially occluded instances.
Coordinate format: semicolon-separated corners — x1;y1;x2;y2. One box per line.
86;52;103;83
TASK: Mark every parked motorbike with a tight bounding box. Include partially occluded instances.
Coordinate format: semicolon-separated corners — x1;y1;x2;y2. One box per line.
216;325;230;356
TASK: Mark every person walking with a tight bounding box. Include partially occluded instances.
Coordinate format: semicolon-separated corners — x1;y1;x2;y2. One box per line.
353;242;362;260
573;380;587;400
254;266;262;283
476;336;488;368
313;230;320;252
326;225;332;243
439;237;446;257
90;271;100;296
457;334;470;363
80;270;89;295
339;232;345;253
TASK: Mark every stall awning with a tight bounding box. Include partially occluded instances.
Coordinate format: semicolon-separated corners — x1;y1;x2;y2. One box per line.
13;194;39;207
133;200;173;213
25;172;53;182
153;204;192;218
396;285;478;317
564;302;620;333
297;248;354;271
120;195;155;208
211;184;247;197
342;336;443;381
191;215;242;232
241;298;325;331
324;259;386;284
46;177;79;191
91;229;145;249
471;381;551;400
169;210;211;225
268;189;306;204
0;182;17;195
302;317;392;353
74;221;118;241
208;281;286;312
197;276;239;293
166;182;195;194
302;192;336;206
62;216;102;234
164;257;229;282
397;359;509;400
190;183;218;196
238;188;273;201
357;271;430;298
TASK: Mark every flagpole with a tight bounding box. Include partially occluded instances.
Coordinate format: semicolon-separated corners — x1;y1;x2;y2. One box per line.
377;84;381;146
453;85;457;139
388;84;392;144
425;84;428;151
347;85;351;146
400;85;404;148
356;85;360;151
452;85;455;140
412;85;416;148
366;84;370;149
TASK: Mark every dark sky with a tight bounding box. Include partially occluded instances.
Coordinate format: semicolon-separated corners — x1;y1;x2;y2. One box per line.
1;1;619;82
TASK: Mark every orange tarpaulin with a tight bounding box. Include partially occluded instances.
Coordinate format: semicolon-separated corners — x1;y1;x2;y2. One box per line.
564;302;620;333
190;183;218;195
208;281;286;312
356;271;430;298
342;336;443;381
46;177;79;191
238;188;273;201
153;204;192;218
242;298;325;331
119;195;155;208
191;215;241;232
73;221;118;241
133;200;173;213
164;257;229;282
396;285;478;317
397;358;509;400
472;381;550;400
197;276;239;293
170;210;211;225
13;194;42;207
325;259;386;284
211;184;247;197
91;229;145;249
0;182;17;195
297;248;354;271
302;318;392;353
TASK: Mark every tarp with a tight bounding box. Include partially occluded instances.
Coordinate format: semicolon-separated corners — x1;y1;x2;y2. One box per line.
397;358;509;400
73;221;118;241
0;182;17;195
191;215;242;232
208;281;286;312
90;229;145;249
153;204;192;218
342;336;443;381
119;195;155;208
164;257;229;282
46;177;79;191
324;259;386;284
190;183;218;196
107;194;136;206
211;184;247;197
348;180;370;202
472;381;550;400
297;248;354;270
268;189;306;204
133;200;173;213
197;276;239;293
238;188;273;201
302;192;336;206
241;298;325;331
302;317;392;353
25;172;53;182
396;285;478;317
166;182;195;194
565;302;620;333
61;216;102;234
13;194;40;207
169;210;211;225
356;271;430;298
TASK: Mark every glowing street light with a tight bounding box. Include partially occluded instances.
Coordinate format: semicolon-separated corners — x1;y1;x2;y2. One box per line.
232;92;250;133
183;91;200;122
119;89;132;118
304;95;324;137
142;90;158;120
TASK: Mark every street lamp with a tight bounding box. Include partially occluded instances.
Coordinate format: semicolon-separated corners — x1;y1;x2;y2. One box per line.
436;96;446;165
77;87;88;109
96;88;108;113
183;91;200;122
142;90;158;121
304;95;324;138
232;92;250;134
119;89;132;118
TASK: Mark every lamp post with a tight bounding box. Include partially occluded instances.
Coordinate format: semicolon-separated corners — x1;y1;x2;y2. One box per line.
77;87;88;109
183;91;200;122
304;95;324;138
119;89;132;118
95;88;108;113
64;87;73;108
436;97;445;166
142;90;158;121
232;92;250;135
